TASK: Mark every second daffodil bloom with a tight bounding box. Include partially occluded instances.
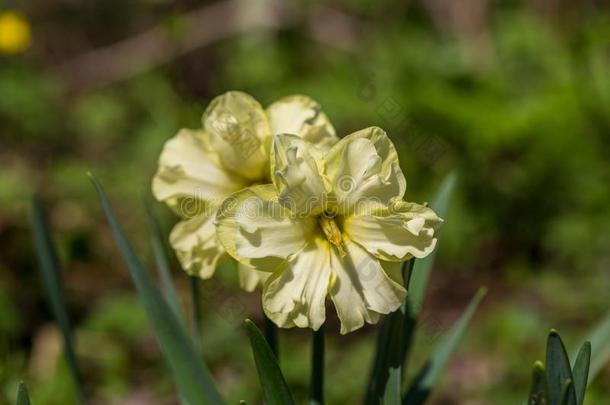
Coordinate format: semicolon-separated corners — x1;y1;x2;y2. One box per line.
152;91;338;289
216;127;443;334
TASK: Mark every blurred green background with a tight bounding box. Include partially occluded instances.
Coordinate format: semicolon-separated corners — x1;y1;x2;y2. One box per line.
1;0;610;403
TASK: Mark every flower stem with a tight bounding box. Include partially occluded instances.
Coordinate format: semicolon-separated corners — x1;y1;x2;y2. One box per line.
190;276;202;351
263;313;279;360
310;324;325;405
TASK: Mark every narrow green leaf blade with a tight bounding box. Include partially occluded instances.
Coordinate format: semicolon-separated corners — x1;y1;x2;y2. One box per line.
244;319;294;405
403;287;487;405
528;361;549;405
571;341;590;405
578;312;610;380
17;382;31;405
365;260;414;405
144;198;183;323
560;380;577;405
190;276;203;352
90;175;224;405
31;198;86;403
546;330;574;405
407;172;457;316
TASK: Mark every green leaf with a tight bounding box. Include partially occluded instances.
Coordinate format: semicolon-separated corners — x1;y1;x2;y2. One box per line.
244;319;294;405
571;342;590;405
365;260;414;405
407;172;457;316
144;198;183;323
578;312;610;380
90;174;224;405
560;380;577;405
17;382;31;405
403;287;487;405
546;330;575;405
31;198;86;403
190;276;203;352
528;361;549;405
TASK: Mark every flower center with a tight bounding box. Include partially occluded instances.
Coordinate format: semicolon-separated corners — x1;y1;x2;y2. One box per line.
319;213;346;257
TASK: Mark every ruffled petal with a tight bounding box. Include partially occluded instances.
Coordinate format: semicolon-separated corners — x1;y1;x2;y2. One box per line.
270;134;329;215
344;202;443;261
323;127;406;215
169;213;224;279
152;128;247;216
215;184;316;271
329;237;406;334
262;238;331;330
202;91;271;181
238;263;269;292
266;95;338;149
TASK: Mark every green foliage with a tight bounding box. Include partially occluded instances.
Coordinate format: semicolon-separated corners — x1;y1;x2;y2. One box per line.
572;342;591;405
30;198;86;403
144;199;183;323
528;331;592;405
546;331;577;405
528;361;548;405
404;288;486;404
17;382;31;405
580;313;610;380
244;319;295;405
90;175;225;405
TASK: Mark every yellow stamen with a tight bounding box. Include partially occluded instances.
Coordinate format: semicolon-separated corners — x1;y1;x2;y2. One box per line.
320;215;346;257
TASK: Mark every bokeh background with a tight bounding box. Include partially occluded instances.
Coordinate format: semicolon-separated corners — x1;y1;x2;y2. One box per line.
2;0;610;403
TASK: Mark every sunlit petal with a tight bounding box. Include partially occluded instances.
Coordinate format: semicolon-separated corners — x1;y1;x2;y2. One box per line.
263;238;331;330
169;213;224;279
238;263;269;292
344;202;442;261
266;95;338;149
324;127;406;214
152;128;247;216
215;184;316;271
202;91;271;181
271;134;329;215
329;238;406;334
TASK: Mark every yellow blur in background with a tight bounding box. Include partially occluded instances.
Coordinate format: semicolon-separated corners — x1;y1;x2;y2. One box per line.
0;11;31;54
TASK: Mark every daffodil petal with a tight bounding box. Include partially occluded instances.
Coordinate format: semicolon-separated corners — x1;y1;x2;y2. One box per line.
216;184;316;271
344;202;442;261
324;126;406;214
262;238;331;330
202;91;271;181
329;238;406;334
270;134;328;215
169;213;224;279
152;128;247;216
266;95;338;149
238;263;269;292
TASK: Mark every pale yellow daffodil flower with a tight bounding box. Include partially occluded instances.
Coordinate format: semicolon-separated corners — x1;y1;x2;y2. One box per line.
216;127;443;334
152;91;338;290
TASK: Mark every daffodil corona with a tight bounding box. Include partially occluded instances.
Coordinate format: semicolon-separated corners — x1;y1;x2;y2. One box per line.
152;91;338;290
216;127;443;334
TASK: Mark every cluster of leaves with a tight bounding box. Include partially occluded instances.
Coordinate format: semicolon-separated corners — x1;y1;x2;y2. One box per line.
528;314;610;405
